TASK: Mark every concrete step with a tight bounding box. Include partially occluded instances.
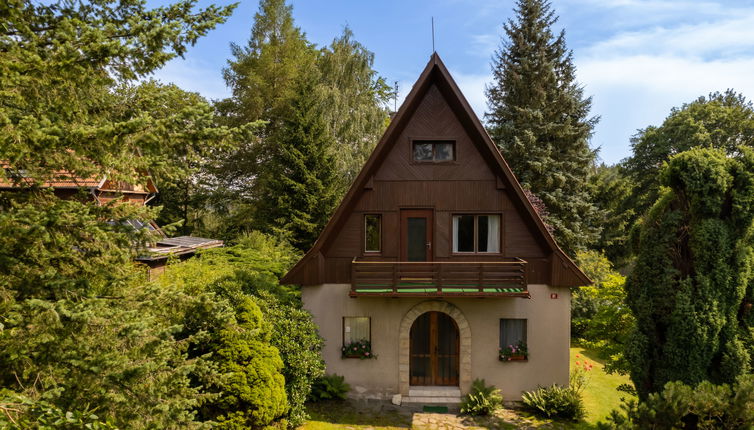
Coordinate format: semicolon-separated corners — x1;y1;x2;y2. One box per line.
408;386;461;398
402;396;462;404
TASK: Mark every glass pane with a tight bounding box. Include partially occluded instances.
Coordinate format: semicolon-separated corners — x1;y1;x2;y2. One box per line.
407;217;427;261
413;143;433;161
435;142;454;161
365;215;381;252
454;215;474;252
344;317;370;344
478;216;488;252
499;319;527;348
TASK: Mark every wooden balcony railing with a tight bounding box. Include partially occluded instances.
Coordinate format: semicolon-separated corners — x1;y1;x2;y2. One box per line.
350;258;529;298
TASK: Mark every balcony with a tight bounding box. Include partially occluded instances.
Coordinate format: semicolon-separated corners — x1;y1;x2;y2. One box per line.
350;258;529;298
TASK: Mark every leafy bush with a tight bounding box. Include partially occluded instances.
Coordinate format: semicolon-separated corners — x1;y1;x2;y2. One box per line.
308;374;351;402
522;385;585;421
602;375;754;429
460;379;503;416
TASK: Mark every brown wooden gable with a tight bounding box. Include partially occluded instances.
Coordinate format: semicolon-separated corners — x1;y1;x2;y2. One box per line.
281;53;590;287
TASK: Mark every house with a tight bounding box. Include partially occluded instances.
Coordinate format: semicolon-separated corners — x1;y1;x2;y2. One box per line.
281;53;590;405
0;165;223;278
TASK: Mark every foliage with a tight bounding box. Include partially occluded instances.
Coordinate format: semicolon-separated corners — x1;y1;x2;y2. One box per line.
254;68;339;251
625;147;754;399
460;379;503;416
157;234;324;428
205;298;289;430
0;0;235;194
341;340;376;359
0;197;204;427
522;383;586;421
317;27;392;191
254;291;325;427
485;0;601;255
624;90;754;223
590;164;636;268
522;365;589;421
498;340;528;361
216;1;390;244
110;80;259;237
308;375;351;402
602;375;754;429
572;251;633;375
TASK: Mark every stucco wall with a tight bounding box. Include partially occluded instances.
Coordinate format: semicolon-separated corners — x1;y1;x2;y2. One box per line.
301;284;571;401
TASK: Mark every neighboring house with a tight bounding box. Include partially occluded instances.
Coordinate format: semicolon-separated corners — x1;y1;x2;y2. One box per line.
0;165;222;278
281;54;590;405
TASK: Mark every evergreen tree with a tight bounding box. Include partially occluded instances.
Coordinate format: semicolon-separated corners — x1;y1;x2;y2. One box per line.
254;70;339;251
626;147;754;399
485;0;600;255
221;0;316;127
318;27;392;192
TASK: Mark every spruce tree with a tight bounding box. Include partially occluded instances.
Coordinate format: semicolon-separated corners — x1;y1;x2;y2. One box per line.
626;147;754;399
254;70;339;251
485;0;600;255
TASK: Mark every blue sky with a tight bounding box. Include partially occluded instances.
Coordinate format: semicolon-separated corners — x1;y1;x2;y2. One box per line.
151;0;754;164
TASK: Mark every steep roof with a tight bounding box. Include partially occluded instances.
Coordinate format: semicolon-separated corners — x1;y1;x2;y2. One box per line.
282;53;590;287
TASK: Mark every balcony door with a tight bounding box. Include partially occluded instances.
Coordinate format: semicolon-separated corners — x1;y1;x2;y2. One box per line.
400;209;433;262
409;311;460;386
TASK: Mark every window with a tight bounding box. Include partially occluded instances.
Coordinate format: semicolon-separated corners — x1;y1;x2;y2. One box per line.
499;319;527;349
452;214;500;253
343;317;370;345
412;140;455;162
364;214;381;252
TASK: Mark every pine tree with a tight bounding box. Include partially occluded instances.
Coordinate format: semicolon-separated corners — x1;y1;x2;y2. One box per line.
254;70;339;251
485;0;600;255
626;147;754;399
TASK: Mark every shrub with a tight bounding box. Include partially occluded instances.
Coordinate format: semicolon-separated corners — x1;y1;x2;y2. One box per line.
460;379;503;416
522;385;585;421
204;298;289;430
602;375;754;429
308;374;351;402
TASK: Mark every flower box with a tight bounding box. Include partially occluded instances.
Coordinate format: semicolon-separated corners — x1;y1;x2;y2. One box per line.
341;339;376;359
499;340;528;361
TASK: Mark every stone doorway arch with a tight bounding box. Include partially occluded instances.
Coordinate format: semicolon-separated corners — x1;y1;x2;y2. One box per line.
398;301;471;395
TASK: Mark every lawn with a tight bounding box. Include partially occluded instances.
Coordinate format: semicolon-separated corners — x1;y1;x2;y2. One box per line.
570;346;635;425
300;346;634;429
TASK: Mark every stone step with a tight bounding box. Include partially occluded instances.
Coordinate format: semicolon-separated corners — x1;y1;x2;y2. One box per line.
408;386;461;398
402;396;462;404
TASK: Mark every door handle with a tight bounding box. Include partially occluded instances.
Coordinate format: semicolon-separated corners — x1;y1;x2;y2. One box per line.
426;242;431;248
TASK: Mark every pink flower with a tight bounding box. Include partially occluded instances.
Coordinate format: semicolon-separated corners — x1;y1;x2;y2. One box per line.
353;347;357;351
365;352;370;356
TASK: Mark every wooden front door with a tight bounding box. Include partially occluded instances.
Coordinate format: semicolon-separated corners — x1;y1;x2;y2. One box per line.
401;209;433;261
409;311;460;386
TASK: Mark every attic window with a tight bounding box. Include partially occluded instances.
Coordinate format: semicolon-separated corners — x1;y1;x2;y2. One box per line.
412;140;455;162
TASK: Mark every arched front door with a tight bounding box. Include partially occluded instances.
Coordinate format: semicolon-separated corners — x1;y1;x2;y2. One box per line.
409;311;460;386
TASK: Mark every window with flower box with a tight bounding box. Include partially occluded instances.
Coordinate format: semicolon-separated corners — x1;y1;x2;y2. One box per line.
499;319;528;361
342;317;374;359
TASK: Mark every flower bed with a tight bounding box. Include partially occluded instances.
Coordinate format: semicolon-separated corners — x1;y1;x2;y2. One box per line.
341;339;376;359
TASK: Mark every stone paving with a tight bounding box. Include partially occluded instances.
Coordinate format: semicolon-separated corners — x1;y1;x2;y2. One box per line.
411;413;484;430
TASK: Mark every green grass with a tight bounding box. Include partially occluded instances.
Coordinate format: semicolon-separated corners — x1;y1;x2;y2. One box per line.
301;400;412;430
571;346;635;425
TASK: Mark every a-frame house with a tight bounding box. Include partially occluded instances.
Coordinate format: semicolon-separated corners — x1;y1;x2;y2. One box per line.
282;53;589;404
